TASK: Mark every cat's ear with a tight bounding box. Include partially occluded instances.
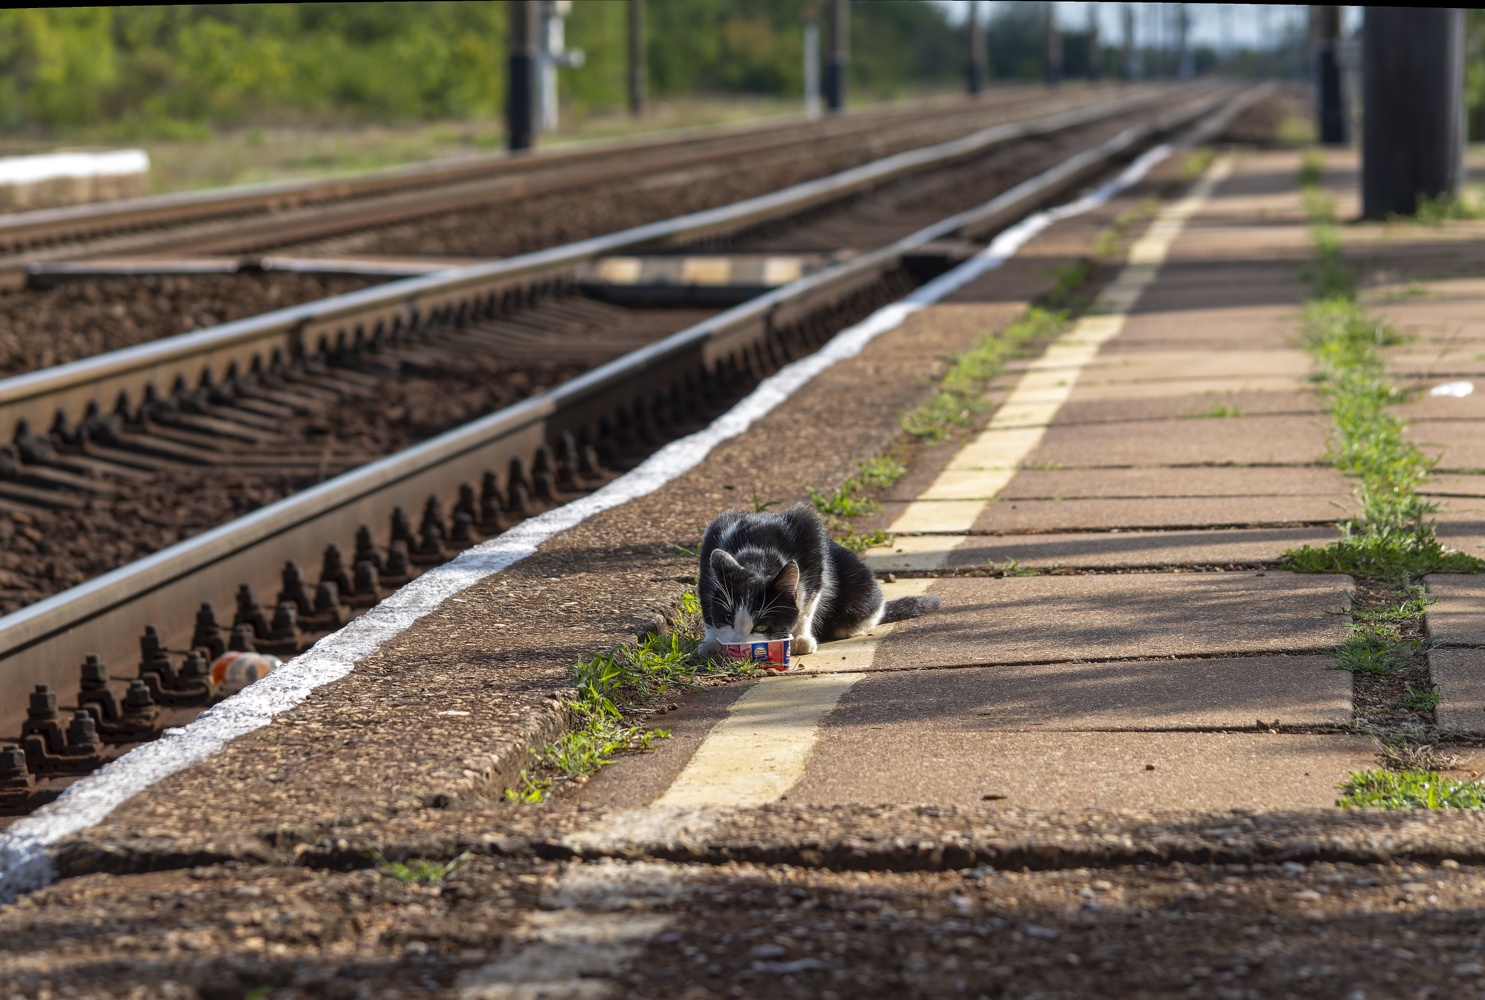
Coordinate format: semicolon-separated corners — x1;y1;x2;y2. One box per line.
710;549;744;577
770;561;800;601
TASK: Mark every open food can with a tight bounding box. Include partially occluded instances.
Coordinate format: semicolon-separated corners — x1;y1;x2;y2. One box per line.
721;637;792;670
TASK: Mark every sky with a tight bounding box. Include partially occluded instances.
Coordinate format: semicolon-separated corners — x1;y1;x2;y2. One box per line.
933;3;1364;51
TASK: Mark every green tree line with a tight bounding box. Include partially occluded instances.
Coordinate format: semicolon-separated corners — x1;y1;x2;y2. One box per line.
0;1;981;134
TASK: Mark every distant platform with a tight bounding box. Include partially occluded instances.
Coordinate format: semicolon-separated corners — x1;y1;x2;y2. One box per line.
0;149;149;212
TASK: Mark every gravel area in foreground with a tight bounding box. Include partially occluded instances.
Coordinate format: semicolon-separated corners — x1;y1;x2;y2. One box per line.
5;851;1484;1000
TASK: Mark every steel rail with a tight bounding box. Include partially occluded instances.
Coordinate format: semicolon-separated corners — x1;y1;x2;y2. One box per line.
0;85;1252;736
0;84;1212;448
0;85;1110;262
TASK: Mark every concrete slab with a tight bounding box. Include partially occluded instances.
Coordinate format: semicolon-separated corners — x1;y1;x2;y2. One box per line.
951;496;1344;531
1435;506;1485;560
1424;574;1485;645
788;729;1375;811
1027;415;1327;467
1423;473;1485;497
1074;349;1312;385
1111;304;1303;350
1408;419;1485;470
1055;390;1323;424
862;526;1333;572
812;657;1351;730
867;571;1351;670
1430;648;1485;733
997;465;1349;500
1398;391;1485;422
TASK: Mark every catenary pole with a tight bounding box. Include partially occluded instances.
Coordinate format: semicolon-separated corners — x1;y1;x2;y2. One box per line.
968;1;985;95
1362;6;1464;217
506;0;538;151
628;0;645;116
825;0;848;113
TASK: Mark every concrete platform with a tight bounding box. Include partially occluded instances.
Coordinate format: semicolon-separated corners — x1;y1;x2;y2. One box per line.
814;657;1352;730
1424;573;1485;645
1431;649;1485;733
1026;414;1326;467
995;465;1348;500
790;730;1374;811
865;572;1351;669
862;526;1333;571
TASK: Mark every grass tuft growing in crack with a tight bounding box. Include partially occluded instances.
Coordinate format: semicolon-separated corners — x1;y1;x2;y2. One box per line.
900;306;1067;444
810;456;906;553
1283;153;1485;584
1284;153;1485;789
371;850;472;884
1337;770;1485;810
507;592;758;803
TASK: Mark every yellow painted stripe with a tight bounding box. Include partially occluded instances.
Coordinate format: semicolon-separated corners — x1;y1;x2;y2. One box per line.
651;581;930;807
652;673;860;807
876;155;1236;547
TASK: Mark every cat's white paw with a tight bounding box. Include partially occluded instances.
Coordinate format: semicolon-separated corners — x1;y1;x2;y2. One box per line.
793;634;818;655
697;638;722;658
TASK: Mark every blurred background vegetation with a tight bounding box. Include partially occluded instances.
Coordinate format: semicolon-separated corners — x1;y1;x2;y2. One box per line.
5;3;1478;193
0;2;972;136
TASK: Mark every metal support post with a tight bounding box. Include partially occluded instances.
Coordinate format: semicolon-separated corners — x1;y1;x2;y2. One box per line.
628;0;644;115
1088;3;1101;82
507;0;538;151
1362;6;1465;217
968;1;985;95
825;0;848;112
1046;2;1063;85
1309;5;1344;143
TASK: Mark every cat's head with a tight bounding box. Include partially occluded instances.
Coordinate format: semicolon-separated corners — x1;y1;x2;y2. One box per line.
702;549;800;642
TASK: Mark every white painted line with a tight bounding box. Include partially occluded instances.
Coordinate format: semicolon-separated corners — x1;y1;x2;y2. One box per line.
0;136;1181;902
654;673;861;807
876;155;1237;556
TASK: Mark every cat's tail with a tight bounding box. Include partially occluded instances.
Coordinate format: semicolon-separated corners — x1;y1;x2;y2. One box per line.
880;594;941;623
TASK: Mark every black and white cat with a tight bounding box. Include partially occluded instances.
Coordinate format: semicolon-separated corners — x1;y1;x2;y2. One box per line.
696;503;940;657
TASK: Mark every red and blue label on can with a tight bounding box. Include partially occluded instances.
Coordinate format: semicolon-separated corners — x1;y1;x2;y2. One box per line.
721;637;792;670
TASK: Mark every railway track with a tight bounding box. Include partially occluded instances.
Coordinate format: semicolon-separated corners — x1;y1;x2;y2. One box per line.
0;82;1257;817
0;85;1144;289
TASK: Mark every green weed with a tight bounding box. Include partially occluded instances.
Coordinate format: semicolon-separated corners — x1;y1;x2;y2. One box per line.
1194;404;1244;419
371;850;472;884
1337;769;1485;809
1182;147;1217;180
1401;684;1441;712
836;528;893;554
750;492;781;513
1411;189;1485;224
902;306;1068;443
510;591;756;802
809;485;878;519
1328;623;1423;675
854;456;908;491
986;560;1037;577
1283;165;1485;583
1042;260;1094;310
809;456;907;550
1298;149;1325;189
